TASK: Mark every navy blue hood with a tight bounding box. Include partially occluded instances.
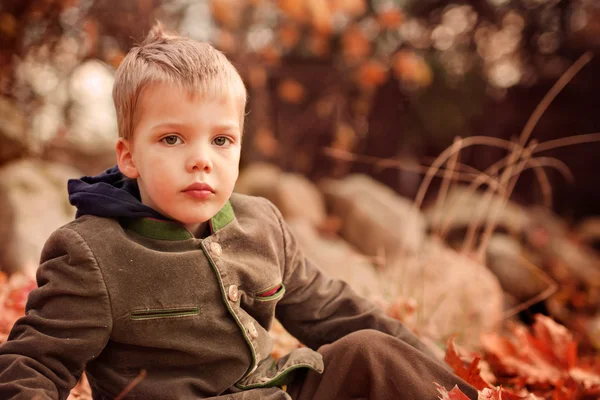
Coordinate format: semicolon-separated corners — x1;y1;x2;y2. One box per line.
68;165;166;220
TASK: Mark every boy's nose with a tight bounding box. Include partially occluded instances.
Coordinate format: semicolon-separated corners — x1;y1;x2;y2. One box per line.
185;149;213;173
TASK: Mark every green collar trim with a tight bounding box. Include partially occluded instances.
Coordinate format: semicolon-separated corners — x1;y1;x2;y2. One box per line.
127;200;235;240
209;200;234;233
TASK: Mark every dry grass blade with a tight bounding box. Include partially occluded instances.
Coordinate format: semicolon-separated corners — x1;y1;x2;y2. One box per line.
323;146;505;192
433;137;462;237
460;140;534;255
534;132;600;153
114;369;147;400
438;155;572;243
412;136;519;213
518;52;593;146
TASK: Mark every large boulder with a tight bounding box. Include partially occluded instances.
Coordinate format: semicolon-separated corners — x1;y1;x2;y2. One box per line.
0;97;28;165
320;174;426;258
235;163;327;227
382;239;504;348
0;159;80;277
287;218;384;297
486;234;556;305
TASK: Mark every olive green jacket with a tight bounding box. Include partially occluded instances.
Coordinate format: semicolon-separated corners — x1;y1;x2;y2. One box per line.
0;194;436;399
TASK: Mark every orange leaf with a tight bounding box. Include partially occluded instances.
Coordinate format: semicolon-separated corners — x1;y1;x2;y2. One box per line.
278;0;308;22
307;0;332;35
445;337;491;390
331;0;366;18
308;32;330;57
341;25;371;63
378;8;404;29
392;50;433;87
277;79;306;104
278;24;301;49
211;0;243;29
435;383;471;400
355;60;388;90
248;66;267;89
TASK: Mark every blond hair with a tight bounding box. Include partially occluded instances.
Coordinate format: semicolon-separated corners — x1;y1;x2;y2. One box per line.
113;23;247;140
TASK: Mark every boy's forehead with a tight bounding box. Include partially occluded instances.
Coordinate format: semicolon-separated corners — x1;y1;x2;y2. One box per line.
135;82;243;127
138;82;240;111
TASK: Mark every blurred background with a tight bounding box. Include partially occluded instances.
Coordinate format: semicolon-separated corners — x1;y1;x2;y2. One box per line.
2;1;600;395
1;0;599;216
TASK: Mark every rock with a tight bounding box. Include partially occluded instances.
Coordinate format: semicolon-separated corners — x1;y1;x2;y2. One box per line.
0;159;80;277
486;234;556;303
287;218;384;297
524;207;600;291
320;174;426;258
424;186;532;239
382;239;504;348
575;216;600;250
0;97;28;165
235;163;282;198
236;163;327;227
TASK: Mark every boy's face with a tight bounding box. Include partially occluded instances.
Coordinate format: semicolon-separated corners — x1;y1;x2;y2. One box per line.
116;82;242;235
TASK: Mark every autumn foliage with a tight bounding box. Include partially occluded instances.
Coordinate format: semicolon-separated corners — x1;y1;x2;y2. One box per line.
441;316;600;400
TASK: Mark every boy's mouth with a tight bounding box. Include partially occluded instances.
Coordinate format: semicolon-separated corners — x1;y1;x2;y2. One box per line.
182;182;214;199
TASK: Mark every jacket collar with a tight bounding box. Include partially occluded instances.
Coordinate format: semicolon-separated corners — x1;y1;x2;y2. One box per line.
127;200;235;240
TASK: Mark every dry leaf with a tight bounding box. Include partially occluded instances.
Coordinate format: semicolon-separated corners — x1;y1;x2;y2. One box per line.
307;0;332;34
210;0;243;29
435;383;471;400
342;25;371;63
445;337;491;390
277;0;308;22
278;79;306;104
392;51;433;87
482;314;600;396
248;66;267;89
356;60;388;90
331;0;366;18
308;32;330;57
279;24;301;49
378;8;405;29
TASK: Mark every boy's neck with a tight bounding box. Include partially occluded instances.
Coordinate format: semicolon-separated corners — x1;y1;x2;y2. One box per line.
185;221;210;239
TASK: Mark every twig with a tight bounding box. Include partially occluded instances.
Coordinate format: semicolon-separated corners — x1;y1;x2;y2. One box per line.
114;370;147;400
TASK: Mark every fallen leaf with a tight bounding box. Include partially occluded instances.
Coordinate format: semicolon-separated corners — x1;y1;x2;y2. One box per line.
445;337;491;390
278;79;306;104
435;383;471;400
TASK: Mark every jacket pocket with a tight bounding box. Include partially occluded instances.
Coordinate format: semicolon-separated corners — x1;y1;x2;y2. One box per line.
130;306;199;321
255;283;285;302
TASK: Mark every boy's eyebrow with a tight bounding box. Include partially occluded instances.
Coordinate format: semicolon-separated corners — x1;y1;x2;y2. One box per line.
149;122;240;132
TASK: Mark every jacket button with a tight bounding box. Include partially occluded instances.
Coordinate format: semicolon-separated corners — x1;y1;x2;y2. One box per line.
247;322;258;339
210;242;222;256
228;285;239;302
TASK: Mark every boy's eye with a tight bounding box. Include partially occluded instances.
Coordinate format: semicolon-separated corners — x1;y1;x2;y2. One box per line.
162;135;182;145
213;136;231;146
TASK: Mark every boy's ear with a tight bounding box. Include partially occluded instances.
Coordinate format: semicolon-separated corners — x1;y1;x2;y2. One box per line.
116;138;140;179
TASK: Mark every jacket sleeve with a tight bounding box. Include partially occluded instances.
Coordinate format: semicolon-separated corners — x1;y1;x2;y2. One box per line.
268;202;440;361
0;227;113;400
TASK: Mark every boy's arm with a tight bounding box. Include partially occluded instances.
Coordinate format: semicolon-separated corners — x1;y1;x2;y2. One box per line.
268;202;439;360
0;227;112;400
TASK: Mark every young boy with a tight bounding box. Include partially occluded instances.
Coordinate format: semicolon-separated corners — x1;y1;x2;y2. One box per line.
0;25;478;400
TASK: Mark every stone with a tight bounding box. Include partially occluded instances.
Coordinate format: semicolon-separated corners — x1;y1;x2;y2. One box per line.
0;159;80;277
486;234;556;303
382;239;504;348
287;218;384;297
236;163;327;227
320;174;426;258
0;97;28;165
